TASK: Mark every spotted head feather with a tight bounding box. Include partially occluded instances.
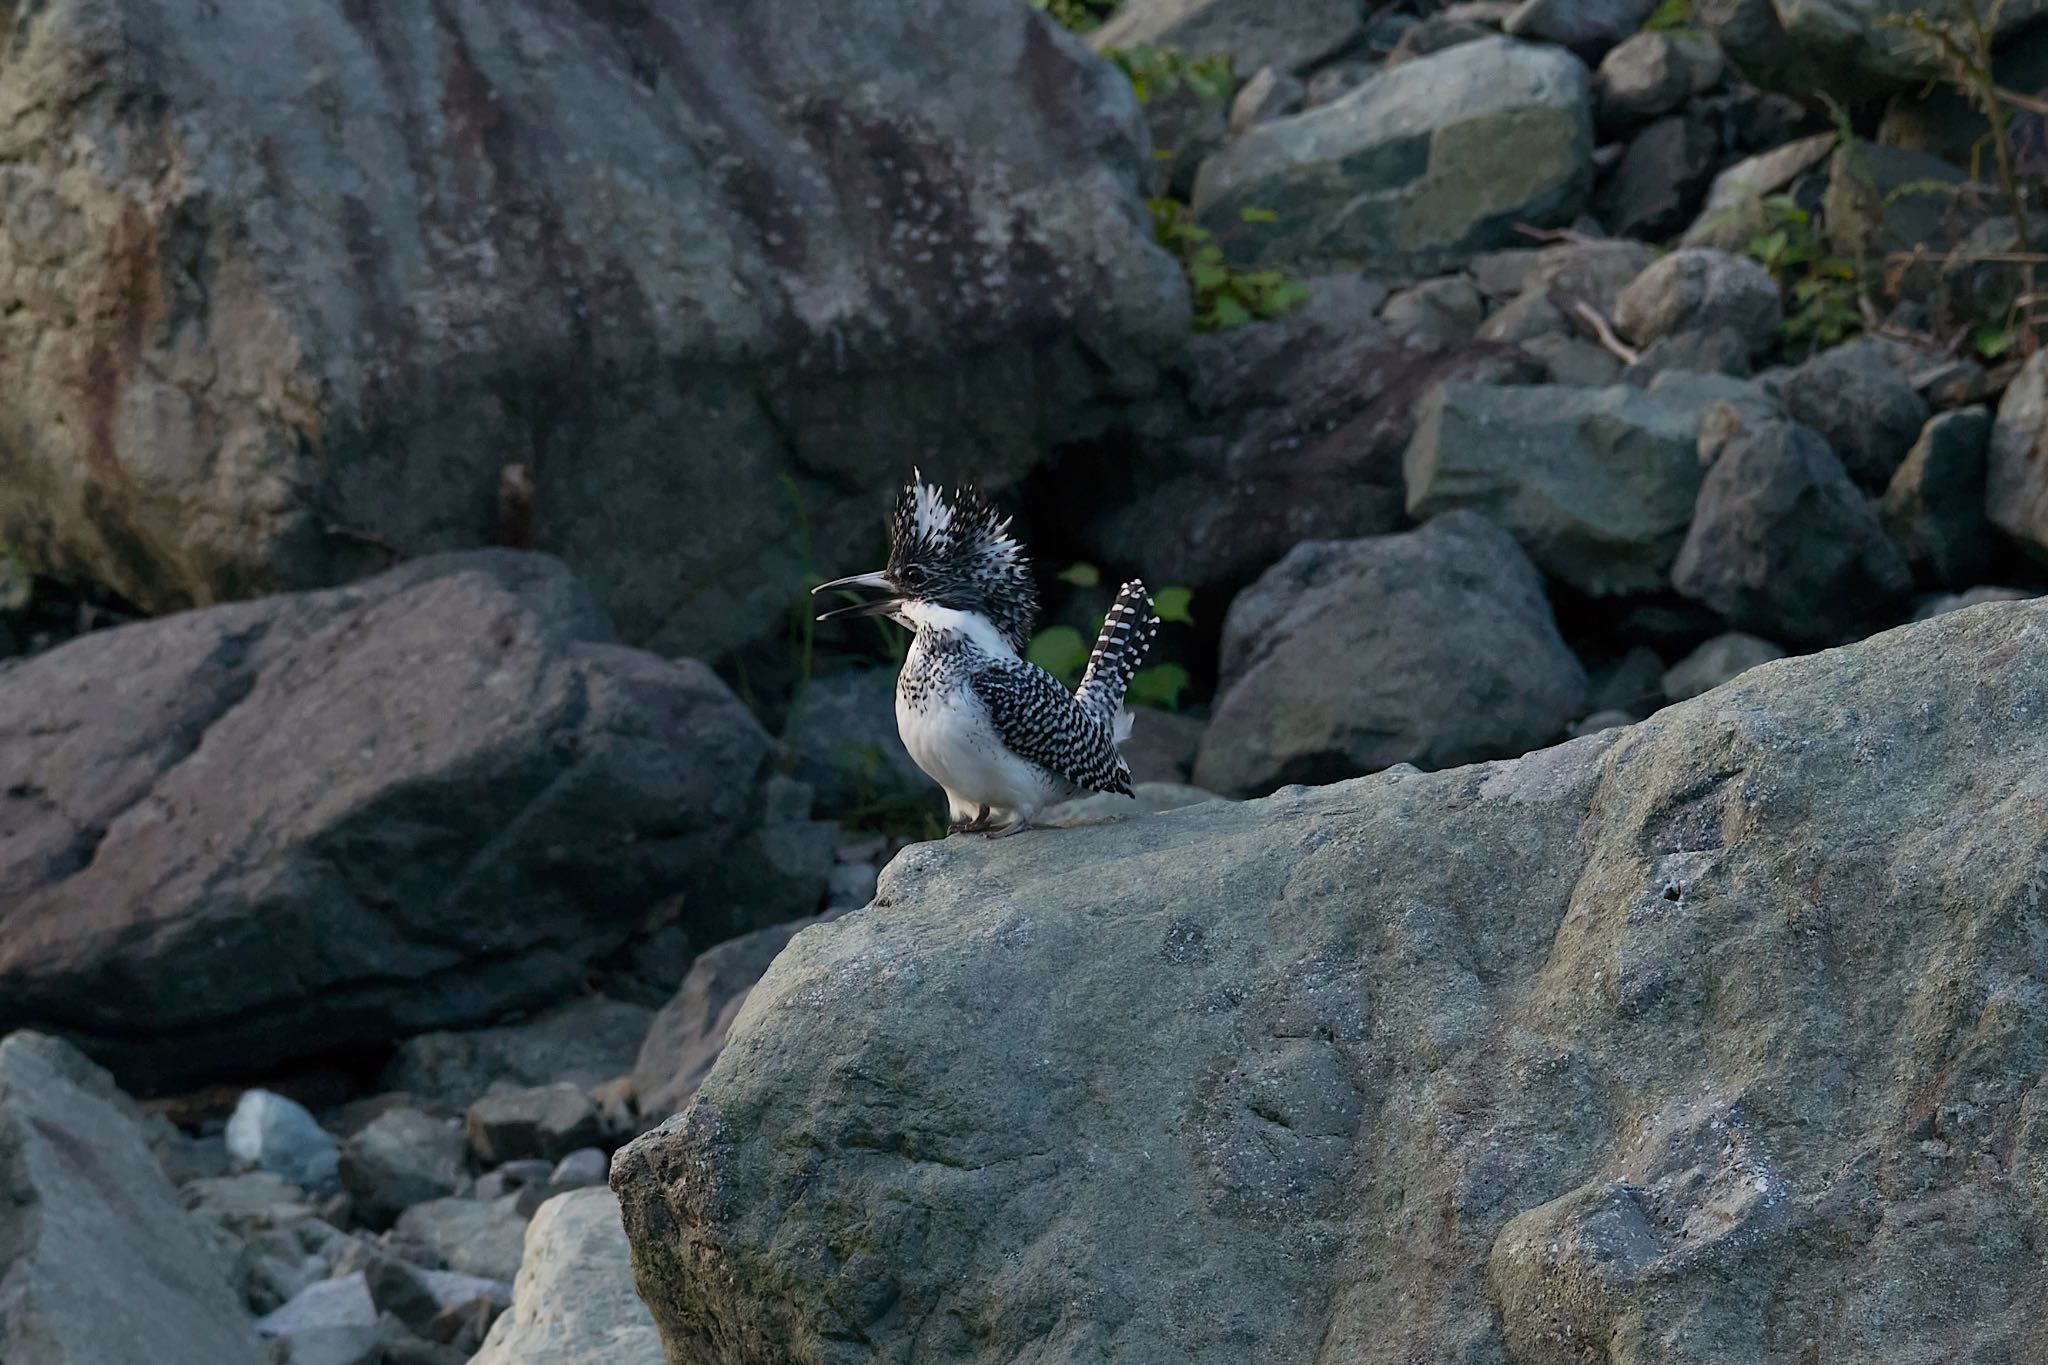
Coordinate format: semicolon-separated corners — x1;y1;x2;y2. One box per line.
887;472;1038;651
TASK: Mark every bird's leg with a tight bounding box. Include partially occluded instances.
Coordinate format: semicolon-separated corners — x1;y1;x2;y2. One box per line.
985;813;1032;838
945;793;979;836
949;804;995;835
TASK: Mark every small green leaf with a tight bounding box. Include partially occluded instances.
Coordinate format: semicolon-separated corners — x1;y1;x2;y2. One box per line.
1974;322;2016;358
1209;296;1253;329
1058;562;1101;588
1152;585;1194;625
1749;229;1789;263
1127;662;1191;711
1238;206;1280;223
1026;626;1090;685
1188;261;1231;291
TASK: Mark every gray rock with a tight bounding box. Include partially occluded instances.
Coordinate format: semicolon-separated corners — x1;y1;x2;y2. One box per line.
1614;248;1782;358
1595;30;1725;124
1782;341;1932;486
1672;412;1913;642
255;1275;389;1365
394;1197;531;1285
1120;707;1210;785
1681;132;1837;252
379;996;654;1113
615;597;2048;1362
1380;277;1487;343
1504;0;1657;59
1302;60;1379;108
338;1109;469;1232
633;920;818;1121
0;553;771;1091
475;1160;557;1204
0;1032;268;1365
548;1149;611;1194
1700;0;2048;100
1229;66;1307;134
1596;109;1719;240
183;1171;318;1240
1044;782;1232;827
466;1085;605;1167
472;1189;663;1365
1403;380;1729;595
1588;644;1669;714
1912;586;2037;620
1091;0;1367;75
1522;332;1625;386
1385;16;1495;66
225;1090;340;1192
1569;707;1639;736
1193;512;1587;795
0;0;1184;662
1822;141;1968;264
1467;238;1658;307
785;669;938;826
1476;290;1569;344
1986;350;2048;563
1624;324;1757;380
1880;407;1994;587
826;859;882;911
1192;38;1594;275
1660;630;1787;700
363;1256;510;1343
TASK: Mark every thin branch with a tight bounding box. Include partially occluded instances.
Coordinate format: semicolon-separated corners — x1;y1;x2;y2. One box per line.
1570;301;1640;365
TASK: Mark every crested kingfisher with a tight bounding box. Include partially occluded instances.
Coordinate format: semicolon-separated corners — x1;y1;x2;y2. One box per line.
813;475;1158;837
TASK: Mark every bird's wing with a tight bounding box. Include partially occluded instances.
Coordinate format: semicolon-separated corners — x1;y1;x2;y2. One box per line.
969;656;1134;796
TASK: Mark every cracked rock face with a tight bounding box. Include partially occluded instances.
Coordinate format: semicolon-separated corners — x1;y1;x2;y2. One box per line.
614;598;2048;1363
0;0;1185;659
0;551;772;1091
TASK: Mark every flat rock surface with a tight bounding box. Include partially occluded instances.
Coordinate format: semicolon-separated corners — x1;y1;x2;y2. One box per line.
471;1189;664;1365
615;596;2048;1362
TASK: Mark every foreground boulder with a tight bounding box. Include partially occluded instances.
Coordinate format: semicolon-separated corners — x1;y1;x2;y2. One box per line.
0;0;1184;658
1193;38;1593;273
1193;511;1587;795
0;552;771;1089
0;1032;268;1365
616;596;2048;1362
473;1189;663;1365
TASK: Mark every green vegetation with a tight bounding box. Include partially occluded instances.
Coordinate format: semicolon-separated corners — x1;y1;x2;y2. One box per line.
1642;0;1695;31
1028;565;1196;711
1029;0;1120;33
1103;44;1234;103
1747;194;1866;351
1152;201;1311;331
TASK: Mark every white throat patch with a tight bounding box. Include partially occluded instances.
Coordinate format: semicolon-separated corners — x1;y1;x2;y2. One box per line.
897;600;1017;659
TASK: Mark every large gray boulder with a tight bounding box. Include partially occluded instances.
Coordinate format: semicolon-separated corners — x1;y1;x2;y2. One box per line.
1191;38;1594;274
472;1189;663;1365
1090;0;1366;76
0;1032;269;1365
380;996;655;1111
633;920;818;1121
1881;406;1994;588
614;596;2048;1362
0;552;772;1090
1404;375;1753;595
1986;349;2048;563
1193;512;1587;795
0;0;1185;660
1699;0;2048;100
1781;340;1931;487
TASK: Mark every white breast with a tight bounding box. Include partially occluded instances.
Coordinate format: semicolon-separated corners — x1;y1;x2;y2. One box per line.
896;668;1061;819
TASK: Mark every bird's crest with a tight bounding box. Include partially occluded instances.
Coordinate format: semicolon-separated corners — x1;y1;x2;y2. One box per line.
889;470;1038;651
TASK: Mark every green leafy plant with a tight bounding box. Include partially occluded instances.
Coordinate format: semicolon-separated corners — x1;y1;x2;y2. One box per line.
1642;0;1693;29
1027;565;1195;711
1029;0;1121;33
1104;45;1234;104
1747;194;1865;350
1151;200;1310;331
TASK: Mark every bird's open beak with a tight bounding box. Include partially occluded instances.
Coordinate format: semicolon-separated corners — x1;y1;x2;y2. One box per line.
813;571;901;622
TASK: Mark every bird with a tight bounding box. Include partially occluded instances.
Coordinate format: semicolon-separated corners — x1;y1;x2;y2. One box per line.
812;474;1158;838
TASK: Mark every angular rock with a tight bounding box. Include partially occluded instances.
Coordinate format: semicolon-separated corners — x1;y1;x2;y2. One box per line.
1660;630;1787;700
1380;277;1487;343
1615;248;1782;359
0;553;768;1090
363;1257;510;1343
1821;141;1968;263
1229;67;1307;134
394;1197;531;1285
1193;512;1587;795
785;669;938;825
1080;279;1542;595
1596;109;1719;240
1504;0;1657;60
0;0;1184;661
1404;377;1745;595
472;1189;663;1365
1120;707;1209;785
1782;340;1931;486
255;1274;391;1365
1986;349;2048;562
0;1032;269;1365
1091;0;1367;76
338;1108;469;1232
1385;15;1494;66
1880;406;1994;587
1044;781;1232;828
548;1149;612;1194
1192;38;1594;274
466;1085;605;1167
614;598;2048;1362
1595;30;1725;124
225;1090;341;1192
1681;132;1836;252
633;920;818;1121
1672;413;1913;642
1913;586;2037;620
1523;333;1625;386
1702;0;2048;101
1467;238;1658;308
379;996;653;1112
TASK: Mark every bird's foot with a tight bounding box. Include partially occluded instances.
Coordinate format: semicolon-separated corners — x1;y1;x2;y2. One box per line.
947;805;995;836
985;818;1031;839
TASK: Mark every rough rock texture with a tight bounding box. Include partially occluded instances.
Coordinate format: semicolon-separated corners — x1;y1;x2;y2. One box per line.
1081;278;1542;594
1595;30;1725;124
395;1197;530;1284
615;597;2048;1362
1597;110;1720;241
472;1189;663;1365
1781;341;1931;487
1681;133;1836;252
0;1032;268;1365
1880;406;1993;588
1192;38;1593;274
467;1086;605;1166
1404;376;1745;595
0;552;770;1090
1660;629;1786;700
633;920;815;1122
1700;0;2048;100
379;997;655;1111
785;669;936;824
1673;414;1913;643
1615;248;1782;358
1192;512;1587;795
225;1090;340;1192
1091;0;1365;76
339;1109;470;1232
1504;0;1657;60
0;0;1185;659
1986;349;2048;562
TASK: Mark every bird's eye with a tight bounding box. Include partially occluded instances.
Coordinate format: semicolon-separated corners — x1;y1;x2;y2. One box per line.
901;564;927;588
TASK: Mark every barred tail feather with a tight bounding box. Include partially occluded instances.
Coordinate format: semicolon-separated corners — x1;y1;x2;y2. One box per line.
1075;579;1159;728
